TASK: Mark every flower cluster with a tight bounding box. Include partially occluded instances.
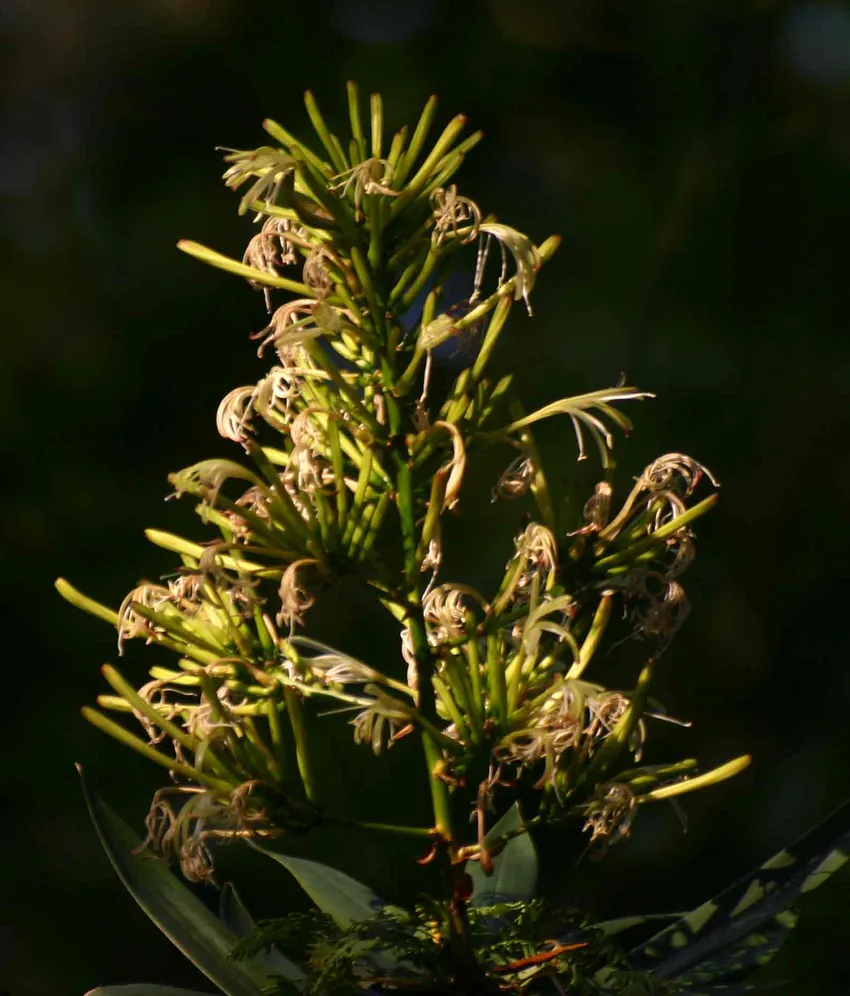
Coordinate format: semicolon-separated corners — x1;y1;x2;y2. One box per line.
58;86;747;895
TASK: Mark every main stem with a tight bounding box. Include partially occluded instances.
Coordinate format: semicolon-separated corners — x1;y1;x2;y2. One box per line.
392;450;454;841
371;228;481;980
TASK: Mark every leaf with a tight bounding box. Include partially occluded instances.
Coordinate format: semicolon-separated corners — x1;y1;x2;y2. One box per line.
246;841;385;927
628;797;850;985
246;843;412;980
219;883;256;938
78;766;274;996
84;988;217;996
467;803;538;906
218;883;305;981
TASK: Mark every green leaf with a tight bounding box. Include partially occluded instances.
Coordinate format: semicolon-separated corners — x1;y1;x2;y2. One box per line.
78;766;273;996
628;797;850;985
85;988;217;996
467;802;538;906
219;883;256;938
246;841;385;927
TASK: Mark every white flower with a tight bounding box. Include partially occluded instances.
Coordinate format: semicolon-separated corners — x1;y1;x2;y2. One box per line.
330;158;399;216
219;146;295;215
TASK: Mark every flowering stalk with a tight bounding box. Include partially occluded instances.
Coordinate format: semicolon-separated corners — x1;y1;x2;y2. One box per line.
59;85;749;982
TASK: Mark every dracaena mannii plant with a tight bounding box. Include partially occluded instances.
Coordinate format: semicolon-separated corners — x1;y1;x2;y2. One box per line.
58;85;795;996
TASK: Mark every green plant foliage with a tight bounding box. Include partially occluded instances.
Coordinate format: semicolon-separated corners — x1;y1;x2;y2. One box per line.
229;899;670;996
64;85;849;996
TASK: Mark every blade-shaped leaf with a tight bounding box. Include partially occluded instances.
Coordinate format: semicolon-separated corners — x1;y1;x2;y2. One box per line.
467;802;538;906
247;841;385;926
218;883;305;981
629;797;850;983
245;844;420;981
219;883;255;939
85;988;217;996
78;766;275;996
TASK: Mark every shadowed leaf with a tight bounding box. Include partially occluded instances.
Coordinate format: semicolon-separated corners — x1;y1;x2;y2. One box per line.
467;803;538;906
628;798;850;984
246;841;385;927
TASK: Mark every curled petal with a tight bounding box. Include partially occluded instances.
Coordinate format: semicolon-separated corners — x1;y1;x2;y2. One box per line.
479;222;542;315
639;452;719;494
116;583;170;654
216;386;256;445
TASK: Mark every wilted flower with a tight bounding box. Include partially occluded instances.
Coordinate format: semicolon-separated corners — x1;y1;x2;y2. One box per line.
583;782;637;847
637;579;690;642
116;583;170;653
423;584;486;644
492;453;535;502
216;386;256;446
581;481;613;532
302;245;334;299
253;298;319;357
430;185;481;246
639;452;719;495
276;559;319;633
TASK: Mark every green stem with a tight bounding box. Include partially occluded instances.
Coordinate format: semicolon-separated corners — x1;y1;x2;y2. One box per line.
284;687;319;805
392;448;455;842
325;814;436;839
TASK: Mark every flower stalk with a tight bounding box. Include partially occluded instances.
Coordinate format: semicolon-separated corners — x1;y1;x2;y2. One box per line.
60;85;751;988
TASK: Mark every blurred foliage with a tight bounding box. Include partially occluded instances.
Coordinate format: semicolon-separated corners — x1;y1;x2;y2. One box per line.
3;0;850;993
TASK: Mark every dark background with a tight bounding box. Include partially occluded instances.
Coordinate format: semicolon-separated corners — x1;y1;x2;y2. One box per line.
4;0;850;993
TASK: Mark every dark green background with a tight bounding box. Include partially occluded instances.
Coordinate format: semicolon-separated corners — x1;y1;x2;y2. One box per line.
4;0;850;993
